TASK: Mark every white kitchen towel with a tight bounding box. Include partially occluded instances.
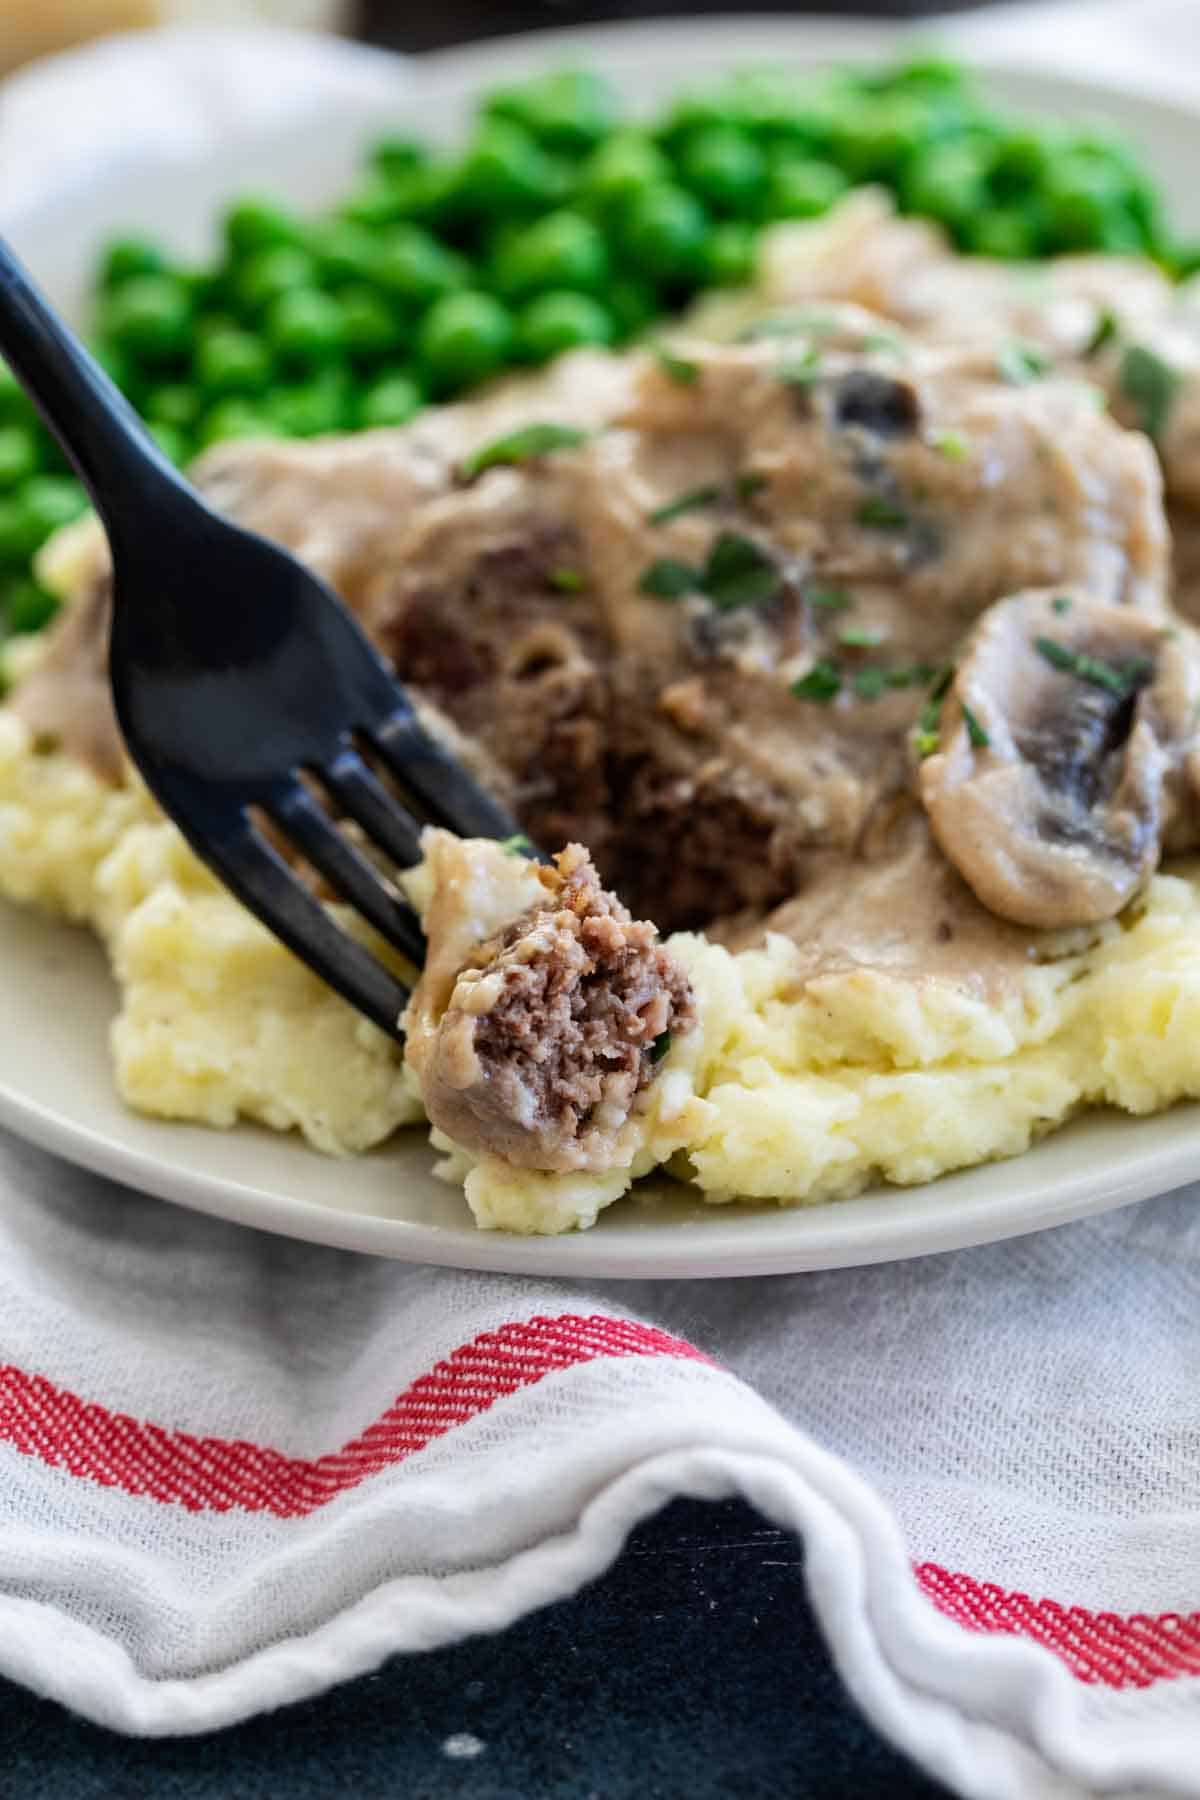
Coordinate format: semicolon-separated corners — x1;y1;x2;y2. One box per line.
5;1129;1200;1800
4;8;1200;1800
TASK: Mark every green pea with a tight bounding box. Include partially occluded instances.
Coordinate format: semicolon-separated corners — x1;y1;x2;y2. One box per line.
965;208;1038;260
267;369;350;438
607;276;660;341
987;128;1049;201
0;362;33;422
306;219;380;285
0;476;87;564
678;126;765;215
875;55;968;97
0;426;40;491
827;95;933;181
764;156;849;220
703;220;758;287
484;69;617;154
146;421;189;466
1171;243;1200;280
358;372;425;430
375;227;470;308
93;343;138;399
25;475;87;535
369;134;427;178
142;383;199;429
578;132;670;209
265;290;345;366
1043;154;1138;252
516;291;616;362
343;162;458;230
765;90;843;158
339;173;412;229
233;247;319;316
223;196;304;259
493;209;608;299
97;274;192;362
902;142;989;233
454;121;566;215
195;327;272;396
196;398;275;448
180;267;223;313
418;290;514;393
5;578;60;636
659;86;746;146
339;288;402;359
99;236;169;289
617;184;708;284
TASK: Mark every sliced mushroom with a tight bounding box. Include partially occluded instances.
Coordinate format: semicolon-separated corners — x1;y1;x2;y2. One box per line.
831;369;920;438
919;588;1200;928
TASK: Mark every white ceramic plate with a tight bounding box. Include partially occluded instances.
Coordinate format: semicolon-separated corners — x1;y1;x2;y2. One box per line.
4;19;1200;1276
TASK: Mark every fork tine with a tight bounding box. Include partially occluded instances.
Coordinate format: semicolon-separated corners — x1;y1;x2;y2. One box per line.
265;785;426;965
213;825;410;1039
369;711;525;840
318;745;424;868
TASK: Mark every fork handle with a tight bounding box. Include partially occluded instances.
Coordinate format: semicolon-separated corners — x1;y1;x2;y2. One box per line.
0;236;195;546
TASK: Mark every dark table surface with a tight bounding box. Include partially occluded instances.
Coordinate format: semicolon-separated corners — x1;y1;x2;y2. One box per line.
10;5;996;1794
8;1498;953;1799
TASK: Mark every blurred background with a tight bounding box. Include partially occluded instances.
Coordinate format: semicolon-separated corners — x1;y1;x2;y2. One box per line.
0;0;1005;76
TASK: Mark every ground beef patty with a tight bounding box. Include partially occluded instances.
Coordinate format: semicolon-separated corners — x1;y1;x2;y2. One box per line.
419;845;695;1172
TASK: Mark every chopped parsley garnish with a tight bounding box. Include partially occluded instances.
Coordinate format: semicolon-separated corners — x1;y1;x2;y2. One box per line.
885;662;937;689
804;584;852;611
838;625;885;648
861;330;904;356
650;1030;672;1063
778;345;822;386
1085;307;1119;358
856;495;908;529
932;429;970;462
639;557;698;598
548;566;586;592
648;483;722;526
1051;594;1072;615
1034;635;1154;694
961;702;989;748
997;340;1050;386
702;531;781;610
462;423;589;478
639;532;781;611
852;667;887;700
1118;344;1179;441
791;660;841;703
913;667;955;757
654;346;699;385
500;833;534;857
648;473;768;528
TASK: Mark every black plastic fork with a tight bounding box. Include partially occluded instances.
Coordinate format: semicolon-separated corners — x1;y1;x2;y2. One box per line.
0;237;525;1038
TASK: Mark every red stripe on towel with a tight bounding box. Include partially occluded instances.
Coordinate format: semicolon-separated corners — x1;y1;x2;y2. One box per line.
0;1313;708;1517
918;1563;1200;1688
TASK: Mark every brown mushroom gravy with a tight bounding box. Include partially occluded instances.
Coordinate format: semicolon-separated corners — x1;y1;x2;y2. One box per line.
18;213;1200;1022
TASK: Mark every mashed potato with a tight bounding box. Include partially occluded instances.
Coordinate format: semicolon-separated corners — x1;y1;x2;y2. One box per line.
3;699;1200;1232
0;709;420;1155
